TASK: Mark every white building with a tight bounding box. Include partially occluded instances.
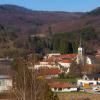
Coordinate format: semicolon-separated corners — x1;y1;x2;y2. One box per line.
44;53;61;59
57;60;72;73
0;75;12;92
50;83;78;92
34;61;60;70
76;43;92;65
77;74;100;88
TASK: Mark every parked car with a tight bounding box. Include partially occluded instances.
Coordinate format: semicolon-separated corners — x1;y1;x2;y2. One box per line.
92;86;100;92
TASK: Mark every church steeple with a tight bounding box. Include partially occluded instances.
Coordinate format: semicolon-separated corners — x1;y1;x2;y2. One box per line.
78;38;83;56
76;37;92;65
77;38;84;65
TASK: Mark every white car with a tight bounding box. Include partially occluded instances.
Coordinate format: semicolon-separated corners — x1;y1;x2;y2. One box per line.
92;86;100;92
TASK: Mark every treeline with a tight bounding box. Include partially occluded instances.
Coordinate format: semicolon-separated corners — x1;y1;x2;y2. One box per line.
87;7;100;16
29;26;99;56
0;26;99;58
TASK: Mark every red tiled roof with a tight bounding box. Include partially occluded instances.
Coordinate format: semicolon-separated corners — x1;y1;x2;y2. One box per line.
43;54;77;63
49;83;72;88
48;69;61;75
37;68;61;76
60;54;77;59
61;60;73;63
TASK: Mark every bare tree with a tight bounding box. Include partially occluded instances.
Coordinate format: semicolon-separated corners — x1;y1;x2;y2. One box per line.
11;56;58;100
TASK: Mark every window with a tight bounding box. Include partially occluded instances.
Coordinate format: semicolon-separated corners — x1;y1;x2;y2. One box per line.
89;82;93;85
54;88;57;90
0;80;4;86
58;88;62;91
67;87;71;89
85;77;88;80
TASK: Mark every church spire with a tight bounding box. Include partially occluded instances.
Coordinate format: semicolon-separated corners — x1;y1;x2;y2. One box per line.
77;37;85;65
79;37;82;47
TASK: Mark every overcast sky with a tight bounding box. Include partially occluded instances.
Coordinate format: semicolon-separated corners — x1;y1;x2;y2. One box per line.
0;0;100;12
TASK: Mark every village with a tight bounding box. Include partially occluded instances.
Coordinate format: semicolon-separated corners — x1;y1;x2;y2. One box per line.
31;44;100;94
0;42;100;97
0;0;100;100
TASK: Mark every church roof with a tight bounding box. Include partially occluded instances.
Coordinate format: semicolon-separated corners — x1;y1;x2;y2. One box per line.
87;55;97;64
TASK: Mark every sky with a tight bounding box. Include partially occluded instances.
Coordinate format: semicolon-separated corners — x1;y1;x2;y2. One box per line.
0;0;100;12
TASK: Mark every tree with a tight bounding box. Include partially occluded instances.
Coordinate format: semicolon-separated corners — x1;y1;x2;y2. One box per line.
11;57;59;100
82;64;100;74
68;62;82;78
67;42;73;53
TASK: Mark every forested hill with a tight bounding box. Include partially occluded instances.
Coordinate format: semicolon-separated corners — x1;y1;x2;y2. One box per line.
0;5;100;36
0;4;84;36
0;5;100;57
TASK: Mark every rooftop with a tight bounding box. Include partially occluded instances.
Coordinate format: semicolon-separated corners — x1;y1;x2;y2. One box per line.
0;75;12;79
60;54;77;59
60;60;73;63
37;68;61;76
49;82;72;88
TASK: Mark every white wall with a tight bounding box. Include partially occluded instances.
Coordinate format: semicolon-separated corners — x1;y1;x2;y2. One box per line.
58;62;71;68
0;79;12;92
47;53;61;58
86;57;92;64
51;88;77;92
77;79;98;86
34;64;60;69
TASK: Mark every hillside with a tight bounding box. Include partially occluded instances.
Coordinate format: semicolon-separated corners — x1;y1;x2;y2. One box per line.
40;8;100;34
0;5;84;36
0;5;100;57
0;5;100;36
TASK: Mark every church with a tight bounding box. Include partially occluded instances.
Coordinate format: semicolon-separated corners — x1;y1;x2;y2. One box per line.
33;41;93;74
76;42;92;65
57;41;93;73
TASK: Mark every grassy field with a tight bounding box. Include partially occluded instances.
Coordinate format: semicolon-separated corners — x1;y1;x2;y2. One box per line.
57;92;100;100
55;78;77;83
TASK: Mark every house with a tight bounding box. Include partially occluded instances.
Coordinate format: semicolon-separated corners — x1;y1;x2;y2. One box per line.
49;82;78;92
94;74;100;81
57;60;73;73
33;42;95;74
44;53;61;59
76;45;92;65
77;79;97;88
59;54;77;60
83;74;100;82
82;74;95;80
32;54;61;70
37;68;62;79
77;74;100;88
34;61;60;70
0;75;12;92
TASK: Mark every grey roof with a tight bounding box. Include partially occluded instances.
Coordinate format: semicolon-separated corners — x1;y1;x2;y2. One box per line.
94;74;100;78
0;75;11;79
85;73;100;79
87;55;97;64
85;74;94;79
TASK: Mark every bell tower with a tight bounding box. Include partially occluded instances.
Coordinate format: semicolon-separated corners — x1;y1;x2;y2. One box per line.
78;40;83;57
77;39;84;65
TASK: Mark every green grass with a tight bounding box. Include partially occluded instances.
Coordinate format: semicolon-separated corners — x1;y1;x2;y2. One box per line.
55;78;77;83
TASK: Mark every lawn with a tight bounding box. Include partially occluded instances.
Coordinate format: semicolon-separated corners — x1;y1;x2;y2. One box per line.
55;78;77;83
